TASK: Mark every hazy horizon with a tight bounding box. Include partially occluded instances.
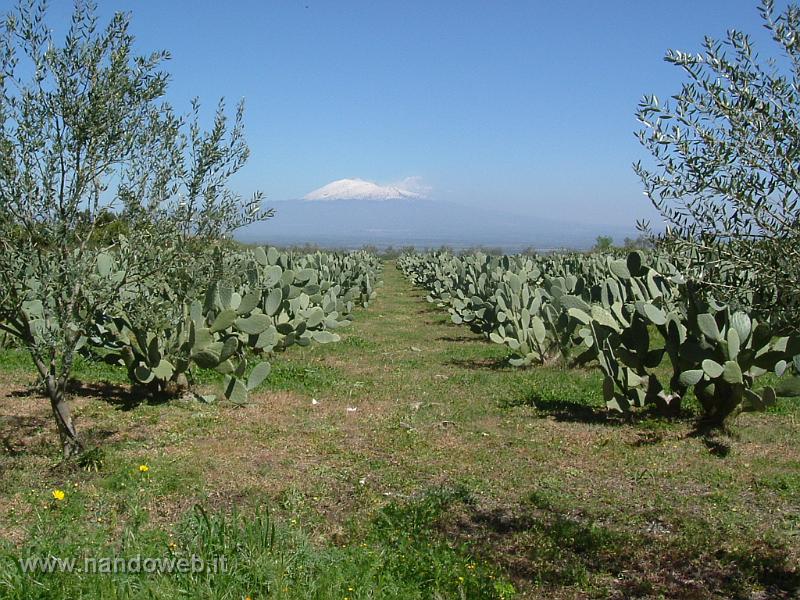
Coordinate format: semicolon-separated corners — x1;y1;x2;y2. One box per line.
236;197;641;251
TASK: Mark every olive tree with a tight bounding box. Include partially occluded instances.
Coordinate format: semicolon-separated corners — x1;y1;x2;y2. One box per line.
635;0;800;333
0;1;269;457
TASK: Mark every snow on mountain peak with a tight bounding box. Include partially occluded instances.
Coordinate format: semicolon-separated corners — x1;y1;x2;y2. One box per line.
303;178;426;201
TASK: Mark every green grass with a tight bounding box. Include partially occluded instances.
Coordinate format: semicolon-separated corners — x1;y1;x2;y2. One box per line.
0;485;515;599
0;349;129;384
263;361;343;395
1;261;799;599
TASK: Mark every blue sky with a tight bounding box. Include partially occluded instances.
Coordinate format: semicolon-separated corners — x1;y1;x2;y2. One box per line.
48;1;775;229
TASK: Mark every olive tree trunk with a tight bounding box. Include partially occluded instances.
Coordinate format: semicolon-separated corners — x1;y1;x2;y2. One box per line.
44;375;83;458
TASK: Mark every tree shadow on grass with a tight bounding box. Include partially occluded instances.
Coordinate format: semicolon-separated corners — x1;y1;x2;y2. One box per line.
504;391;698;430
446;357;511;371
512;394;614;425
441;497;800;599
80;426;117;446
0;414;51;457
9;379;169;412
71;380;172;411
2;382;173;459
440;500;630;592
685;426;733;458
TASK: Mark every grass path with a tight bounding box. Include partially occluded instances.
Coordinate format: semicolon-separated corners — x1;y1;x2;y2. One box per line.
0;262;799;598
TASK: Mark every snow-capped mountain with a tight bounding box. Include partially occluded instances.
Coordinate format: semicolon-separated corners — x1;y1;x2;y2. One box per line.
237;177;639;251
303;178;423;201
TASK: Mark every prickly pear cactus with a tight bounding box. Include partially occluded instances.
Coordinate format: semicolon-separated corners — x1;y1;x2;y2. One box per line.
86;247;381;404
400;249;798;430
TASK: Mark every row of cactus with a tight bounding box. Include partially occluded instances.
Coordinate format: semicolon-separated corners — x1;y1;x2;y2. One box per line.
399;250;798;429
86;246;382;403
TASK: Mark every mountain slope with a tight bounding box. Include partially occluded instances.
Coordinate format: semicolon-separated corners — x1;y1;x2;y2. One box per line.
237;198;638;251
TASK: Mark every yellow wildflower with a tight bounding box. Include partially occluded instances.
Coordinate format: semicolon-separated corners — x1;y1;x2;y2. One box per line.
139;464;149;473
52;489;65;501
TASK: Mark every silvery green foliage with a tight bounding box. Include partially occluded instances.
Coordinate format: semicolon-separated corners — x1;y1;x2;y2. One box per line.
0;1;269;456
400;250;799;430
87;247;382;404
400;250;681;369
580;264;797;430
634;0;800;333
